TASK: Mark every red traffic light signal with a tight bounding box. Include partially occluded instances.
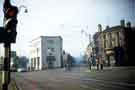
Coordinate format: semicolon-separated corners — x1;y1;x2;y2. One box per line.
4;6;18;43
6;6;18;17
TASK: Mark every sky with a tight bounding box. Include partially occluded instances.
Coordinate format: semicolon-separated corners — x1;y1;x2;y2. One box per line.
0;0;135;57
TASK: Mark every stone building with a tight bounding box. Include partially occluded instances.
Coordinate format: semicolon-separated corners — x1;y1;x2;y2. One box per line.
93;24;105;65
93;20;134;66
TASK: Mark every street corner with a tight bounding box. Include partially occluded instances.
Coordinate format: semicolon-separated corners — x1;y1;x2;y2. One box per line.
8;80;19;90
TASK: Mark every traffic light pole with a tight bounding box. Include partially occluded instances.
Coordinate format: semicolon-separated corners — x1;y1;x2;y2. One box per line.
1;0;25;89
2;0;11;89
2;43;11;90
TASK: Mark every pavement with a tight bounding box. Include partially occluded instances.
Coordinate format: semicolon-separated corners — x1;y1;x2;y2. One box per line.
83;66;135;90
8;79;19;90
11;66;135;90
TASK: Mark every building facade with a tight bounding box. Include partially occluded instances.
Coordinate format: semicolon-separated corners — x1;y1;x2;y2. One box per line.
29;36;63;70
93;20;134;66
93;24;105;65
102;26;125;66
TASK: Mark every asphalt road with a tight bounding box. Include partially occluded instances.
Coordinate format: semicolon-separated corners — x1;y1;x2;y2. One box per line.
11;67;135;90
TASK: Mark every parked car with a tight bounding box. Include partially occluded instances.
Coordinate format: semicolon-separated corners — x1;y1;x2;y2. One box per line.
17;68;27;72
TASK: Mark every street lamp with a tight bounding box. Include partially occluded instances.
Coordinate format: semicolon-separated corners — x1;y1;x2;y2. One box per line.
18;5;28;13
81;29;94;66
81;29;92;46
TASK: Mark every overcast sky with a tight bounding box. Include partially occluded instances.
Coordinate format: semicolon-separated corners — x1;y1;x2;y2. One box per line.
0;0;135;57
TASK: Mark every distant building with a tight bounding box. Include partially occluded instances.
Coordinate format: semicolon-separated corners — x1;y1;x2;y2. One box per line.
93;24;105;65
63;51;68;67
86;44;92;59
18;56;29;69
85;41;96;65
93;20;135;66
11;51;17;69
29;36;63;70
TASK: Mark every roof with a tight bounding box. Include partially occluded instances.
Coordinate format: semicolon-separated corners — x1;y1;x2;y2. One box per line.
40;36;62;38
30;36;62;43
103;25;122;33
93;32;101;40
30;36;41;42
93;23;135;40
93;26;122;40
103;25;135;33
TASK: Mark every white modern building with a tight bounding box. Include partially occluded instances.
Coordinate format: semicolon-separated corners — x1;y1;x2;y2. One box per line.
29;36;63;70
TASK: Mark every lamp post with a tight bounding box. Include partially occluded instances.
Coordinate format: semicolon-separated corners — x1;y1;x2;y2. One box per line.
81;29;94;69
81;29;92;46
18;5;28;13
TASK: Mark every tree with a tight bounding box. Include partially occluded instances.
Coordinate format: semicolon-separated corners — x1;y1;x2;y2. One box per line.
13;56;19;69
68;54;75;67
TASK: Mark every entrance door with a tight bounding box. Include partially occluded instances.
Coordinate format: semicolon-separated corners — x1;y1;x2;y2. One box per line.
47;56;56;69
114;47;124;66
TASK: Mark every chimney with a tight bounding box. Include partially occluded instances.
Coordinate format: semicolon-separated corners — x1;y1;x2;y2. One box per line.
106;25;109;29
98;24;102;32
120;20;125;27
126;22;131;28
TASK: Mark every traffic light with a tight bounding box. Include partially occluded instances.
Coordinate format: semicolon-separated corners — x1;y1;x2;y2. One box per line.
4;5;18;43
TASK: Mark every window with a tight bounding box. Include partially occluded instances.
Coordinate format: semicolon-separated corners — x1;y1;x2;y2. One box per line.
103;34;106;48
34;58;36;68
119;32;123;46
31;58;33;66
47;40;54;44
111;33;115;48
51;48;54;52
109;33;112;48
116;32;120;46
37;57;40;68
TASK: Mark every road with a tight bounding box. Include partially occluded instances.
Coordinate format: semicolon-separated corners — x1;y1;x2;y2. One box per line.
11;66;135;90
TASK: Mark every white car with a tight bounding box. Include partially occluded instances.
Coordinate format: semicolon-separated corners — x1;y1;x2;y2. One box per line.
17;68;27;72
